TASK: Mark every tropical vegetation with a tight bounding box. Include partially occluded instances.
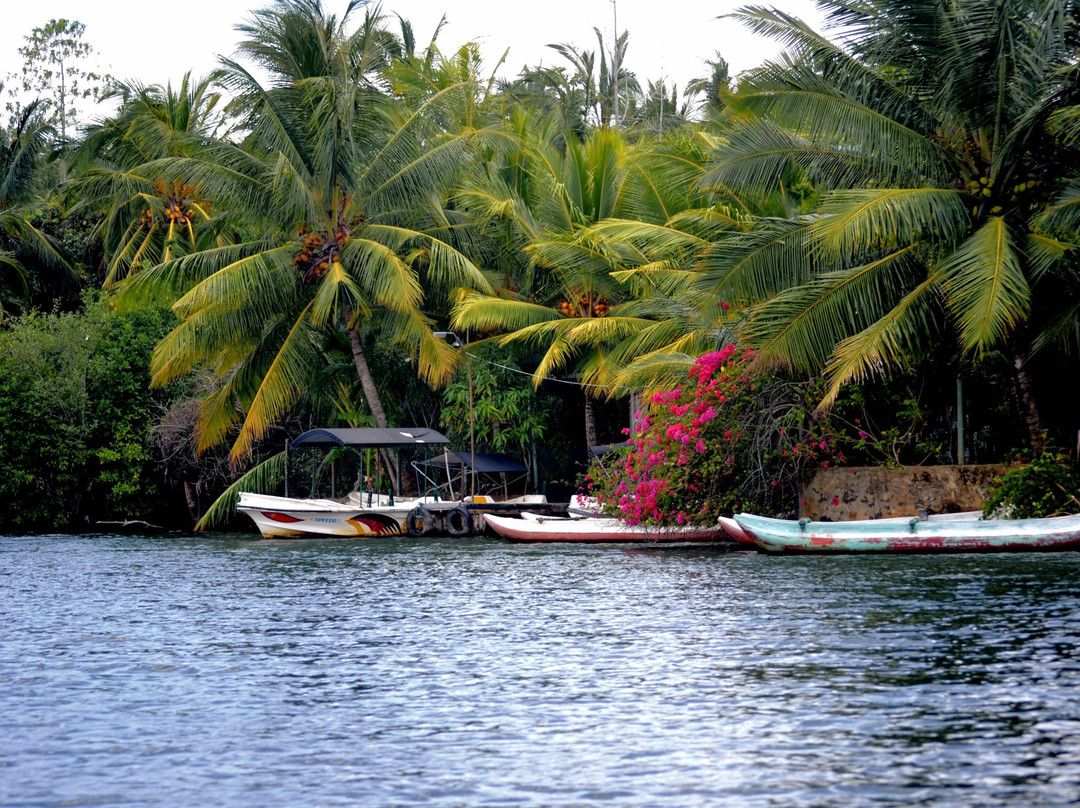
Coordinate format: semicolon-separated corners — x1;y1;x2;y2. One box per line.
2;0;1079;531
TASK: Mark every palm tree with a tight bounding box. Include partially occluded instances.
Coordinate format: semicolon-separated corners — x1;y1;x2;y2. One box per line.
0;98;74;315
69;72;230;288
625;77;694;138
501;29;641;137
452;124;705;447
685;54;731;119
702;0;1080;451
114;0;495;466
487;106;812;404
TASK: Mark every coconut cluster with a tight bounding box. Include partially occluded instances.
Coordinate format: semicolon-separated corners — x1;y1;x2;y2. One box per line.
556;292;610;318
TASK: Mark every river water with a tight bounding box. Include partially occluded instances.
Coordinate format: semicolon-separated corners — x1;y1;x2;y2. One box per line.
1;533;1078;807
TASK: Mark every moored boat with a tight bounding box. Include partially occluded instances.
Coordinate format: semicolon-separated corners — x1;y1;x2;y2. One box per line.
733;511;1080;553
237;427;473;538
484;512;730;543
717;515;752;545
236;491;474;538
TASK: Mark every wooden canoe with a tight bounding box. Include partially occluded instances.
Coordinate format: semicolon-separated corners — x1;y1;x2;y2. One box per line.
733;512;1080;553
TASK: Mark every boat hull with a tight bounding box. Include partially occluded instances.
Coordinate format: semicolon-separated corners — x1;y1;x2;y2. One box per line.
236;493;419;538
484;513;729;543
733;512;1080;553
717;516;753;545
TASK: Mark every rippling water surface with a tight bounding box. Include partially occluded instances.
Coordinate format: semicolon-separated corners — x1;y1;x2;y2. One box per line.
2;533;1079;807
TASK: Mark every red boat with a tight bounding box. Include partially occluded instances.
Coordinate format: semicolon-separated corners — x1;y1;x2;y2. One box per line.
483;511;730;543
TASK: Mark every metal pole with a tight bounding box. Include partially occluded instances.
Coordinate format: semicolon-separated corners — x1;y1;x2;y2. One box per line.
467;349;476;498
956;377;965;465
433;331;476;499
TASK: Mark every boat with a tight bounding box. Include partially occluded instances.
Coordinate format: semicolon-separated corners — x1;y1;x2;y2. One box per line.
732;511;1080;553
237;427;475;538
416;450;530;502
483;511;731;543
236;490;473;539
717;515;752;544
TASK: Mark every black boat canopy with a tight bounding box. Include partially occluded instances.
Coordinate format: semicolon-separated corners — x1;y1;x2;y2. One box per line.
423;450;526;474
290;427;450;450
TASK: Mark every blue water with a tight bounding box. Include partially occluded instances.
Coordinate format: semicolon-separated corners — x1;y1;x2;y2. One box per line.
2;534;1079;807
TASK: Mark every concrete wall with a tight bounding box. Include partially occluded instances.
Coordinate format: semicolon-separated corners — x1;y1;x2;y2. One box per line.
801;464;1007;520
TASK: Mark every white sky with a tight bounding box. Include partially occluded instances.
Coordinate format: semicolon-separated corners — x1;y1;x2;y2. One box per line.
1;0;824;108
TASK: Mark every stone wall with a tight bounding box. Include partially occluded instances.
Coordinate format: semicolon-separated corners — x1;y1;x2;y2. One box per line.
801;464;1008;520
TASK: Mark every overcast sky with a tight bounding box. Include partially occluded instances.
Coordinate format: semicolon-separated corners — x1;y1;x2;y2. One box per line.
1;0;824;107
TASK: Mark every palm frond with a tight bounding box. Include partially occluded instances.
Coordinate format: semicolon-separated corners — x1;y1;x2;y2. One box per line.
818;276;942;409
692;216;816;306
940;217;1030;352
229;300;322;463
811;188;970;259
741;246;921;371
451;291;560;332
195;451;287;530
334;234;424;313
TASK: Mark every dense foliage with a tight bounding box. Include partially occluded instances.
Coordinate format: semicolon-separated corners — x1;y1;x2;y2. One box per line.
983;451;1080;519
1;0;1079;530
0;297;179;529
439;346;550;473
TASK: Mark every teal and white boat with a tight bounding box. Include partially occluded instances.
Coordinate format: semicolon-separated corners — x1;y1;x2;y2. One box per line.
732;512;1080;553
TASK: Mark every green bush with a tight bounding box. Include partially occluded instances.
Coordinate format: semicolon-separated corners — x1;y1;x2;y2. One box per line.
982;451;1080;518
0;296;178;530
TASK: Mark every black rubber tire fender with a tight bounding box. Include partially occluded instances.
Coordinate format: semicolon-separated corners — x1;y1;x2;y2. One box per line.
406;505;434;536
444;505;473;537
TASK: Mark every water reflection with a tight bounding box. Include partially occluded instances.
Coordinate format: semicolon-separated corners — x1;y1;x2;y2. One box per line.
1;535;1078;806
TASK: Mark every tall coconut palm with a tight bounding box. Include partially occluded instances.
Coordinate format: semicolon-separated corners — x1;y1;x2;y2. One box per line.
114;0;495;465
69;72;230;287
500;29;641;138
703;0;1080;451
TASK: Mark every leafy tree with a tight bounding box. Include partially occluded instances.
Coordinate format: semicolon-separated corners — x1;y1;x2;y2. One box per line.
0;100;75;316
0;296;179;530
11;19;109;143
439;344;550;484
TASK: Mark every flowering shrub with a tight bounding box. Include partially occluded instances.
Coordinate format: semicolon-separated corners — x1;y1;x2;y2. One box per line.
982;450;1080;518
583;345;837;525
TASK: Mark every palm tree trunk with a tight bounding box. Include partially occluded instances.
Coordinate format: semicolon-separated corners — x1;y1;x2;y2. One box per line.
347;324;400;484
348;326;388;427
183;478;199;525
1010;345;1045;455
584;394;599;452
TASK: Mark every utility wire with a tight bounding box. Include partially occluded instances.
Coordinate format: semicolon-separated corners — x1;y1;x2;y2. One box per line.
468;352;613;391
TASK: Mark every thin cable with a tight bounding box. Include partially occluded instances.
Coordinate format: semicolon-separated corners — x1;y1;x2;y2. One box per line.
468;352;613;391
